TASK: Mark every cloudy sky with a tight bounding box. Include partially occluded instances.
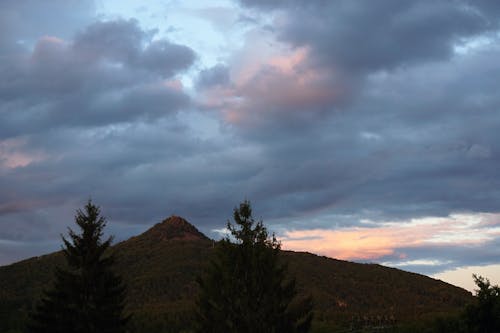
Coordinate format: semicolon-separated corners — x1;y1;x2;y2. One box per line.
1;0;500;291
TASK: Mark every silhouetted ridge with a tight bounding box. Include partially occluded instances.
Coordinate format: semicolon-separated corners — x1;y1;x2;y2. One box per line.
140;215;208;241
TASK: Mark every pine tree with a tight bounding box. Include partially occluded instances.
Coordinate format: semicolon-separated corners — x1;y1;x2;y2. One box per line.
28;200;129;333
196;200;313;333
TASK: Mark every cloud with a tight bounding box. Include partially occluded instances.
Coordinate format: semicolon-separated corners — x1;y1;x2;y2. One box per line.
1;0;500;288
238;0;500;73
190;40;500;232
74;19;195;77
140;40;195;77
0;4;208;265
281;213;500;274
196;64;230;89
198;42;349;130
0;137;46;169
73;19;148;64
0;18;196;138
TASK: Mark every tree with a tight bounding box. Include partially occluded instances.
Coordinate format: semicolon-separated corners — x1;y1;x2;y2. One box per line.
28;200;129;333
432;275;500;333
196;200;313;333
463;275;500;333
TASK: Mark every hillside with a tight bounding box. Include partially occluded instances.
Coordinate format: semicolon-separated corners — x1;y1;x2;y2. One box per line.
0;216;473;332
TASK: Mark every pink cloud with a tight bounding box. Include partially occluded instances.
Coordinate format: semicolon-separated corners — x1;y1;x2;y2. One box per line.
199;44;348;127
280;213;500;261
31;36;68;64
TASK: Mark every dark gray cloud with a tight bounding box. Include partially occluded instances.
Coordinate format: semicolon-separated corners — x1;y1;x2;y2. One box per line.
73;19;148;64
0;18;195;138
140;40;195;76
196;64;230;89
239;0;500;73
74;19;195;77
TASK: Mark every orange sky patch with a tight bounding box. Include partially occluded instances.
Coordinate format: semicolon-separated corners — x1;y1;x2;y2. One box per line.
280;213;500;261
282;226;422;260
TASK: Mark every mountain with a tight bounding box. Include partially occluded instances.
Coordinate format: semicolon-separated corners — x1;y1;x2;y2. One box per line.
0;216;473;332
136;215;209;242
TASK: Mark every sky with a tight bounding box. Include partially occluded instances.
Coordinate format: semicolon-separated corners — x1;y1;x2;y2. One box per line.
1;0;500;292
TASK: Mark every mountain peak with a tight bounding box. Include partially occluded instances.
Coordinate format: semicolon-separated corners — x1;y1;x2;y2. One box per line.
140;215;208;242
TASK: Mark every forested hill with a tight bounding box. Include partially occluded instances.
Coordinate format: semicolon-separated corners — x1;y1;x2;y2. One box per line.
0;216;473;332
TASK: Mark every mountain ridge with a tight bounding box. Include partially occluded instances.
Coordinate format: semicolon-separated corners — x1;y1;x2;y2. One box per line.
0;216;474;332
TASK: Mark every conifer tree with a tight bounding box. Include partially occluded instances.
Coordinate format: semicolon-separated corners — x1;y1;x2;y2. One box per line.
28;200;129;333
196;200;313;333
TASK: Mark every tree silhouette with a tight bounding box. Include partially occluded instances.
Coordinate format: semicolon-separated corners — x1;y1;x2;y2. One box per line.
196;200;313;333
28;200;129;333
430;275;500;333
464;275;500;333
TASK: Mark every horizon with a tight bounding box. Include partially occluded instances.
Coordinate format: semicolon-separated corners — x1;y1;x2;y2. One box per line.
1;0;500;294
0;210;491;293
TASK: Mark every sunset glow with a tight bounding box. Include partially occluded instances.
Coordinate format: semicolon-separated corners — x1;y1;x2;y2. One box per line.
282;213;500;262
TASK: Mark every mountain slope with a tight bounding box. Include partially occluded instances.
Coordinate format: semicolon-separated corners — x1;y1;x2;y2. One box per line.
0;216;473;332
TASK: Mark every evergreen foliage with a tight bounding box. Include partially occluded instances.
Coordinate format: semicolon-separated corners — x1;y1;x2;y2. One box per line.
28;200;129;333
196;200;313;333
463;275;500;333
